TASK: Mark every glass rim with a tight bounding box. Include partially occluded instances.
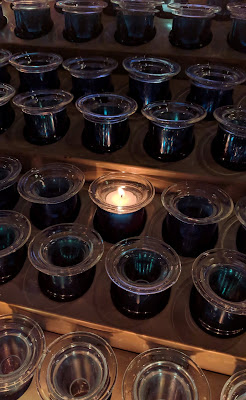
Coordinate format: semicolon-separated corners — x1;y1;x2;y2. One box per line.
0;83;15;106
227;2;246;18
10;52;63;73
105;236;181;294
0;211;31;258
17;163;85;204
192;248;246;315
161;181;233;225
214;106;246;137
220;369;246;400
28;223;104;276
112;0;163;12
0;156;22;191
10;0;51;9
235;196;246;228
62;56;118;78
0;49;12;67
57;0;107;13
168;3;220;17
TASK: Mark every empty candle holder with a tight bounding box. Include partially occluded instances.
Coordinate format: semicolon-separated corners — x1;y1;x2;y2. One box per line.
123;56;180;111
10;52;62;92
89;172;155;243
142;101;206;162
63;56;118;100
0;156;21;210
0;49;12;84
106;236;181;319
123;348;211;400
190;248;246;337
0;84;15;134
186;64;246;120
76;93;137;153
28;224;103;301
0;314;45;400
162;181;233;258
221;369;246;400
0;2;7;29
57;0;107;42
235;196;246;254
227;3;246;53
37;332;117;400
13;90;73;145
18;163;84;230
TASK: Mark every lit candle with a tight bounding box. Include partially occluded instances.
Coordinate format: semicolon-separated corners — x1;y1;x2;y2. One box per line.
106;187;137;207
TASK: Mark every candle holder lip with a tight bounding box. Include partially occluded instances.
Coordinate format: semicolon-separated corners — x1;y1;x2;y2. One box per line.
57;0;107;13
0;313;45;392
123;56;180;83
168;3;221;17
0;83;15;106
214;105;246;137
227;2;246;18
89;172;155;215
220;369;246;400
106;236;181;295
17;163;85;205
112;0;163;12
36;331;117;400
235;196;246;228
10;52;63;74
10;0;51;9
0;211;31;258
186;64;246;89
62;56;118;79
142;101;207;127
192;248;246;315
76;93;138;124
122;347;211;400
0;156;22;191
161;181;233;225
28;223;104;276
0;49;12;68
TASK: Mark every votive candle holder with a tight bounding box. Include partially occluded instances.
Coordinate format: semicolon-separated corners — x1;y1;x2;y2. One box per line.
0;83;15;133
0;156;21;210
221;369;246;400
227;3;246;53
0;49;12;84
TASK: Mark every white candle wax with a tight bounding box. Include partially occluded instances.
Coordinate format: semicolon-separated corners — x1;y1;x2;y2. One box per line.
106;187;137;207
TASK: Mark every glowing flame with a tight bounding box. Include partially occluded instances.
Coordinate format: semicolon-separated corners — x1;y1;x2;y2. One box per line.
118;187;125;198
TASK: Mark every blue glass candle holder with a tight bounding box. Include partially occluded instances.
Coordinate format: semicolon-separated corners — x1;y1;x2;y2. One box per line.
28;224;103;302
10;0;53;39
190;249;246;337
0;314;45;400
0;156;21;210
123;56;180;111
161;182;233;258
227;3;246;53
0;2;7;29
76;93;137;154
0;84;15;133
186;64;246;120
18;163;85;230
13;90;73;145
235;196;246;254
57;0;107;42
168;4;220;49
10;52;62;92
142;101;206;162
0;49;12;84
89;172;155;243
0;211;30;284
37;332;117;400
63;57;118;100
106;236;181;319
221;369;246;400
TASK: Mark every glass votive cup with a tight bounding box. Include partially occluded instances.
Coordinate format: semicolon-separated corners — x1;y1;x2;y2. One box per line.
190;248;246;337
10;0;53;39
0;84;15;134
57;0;107;42
0;211;30;284
221;369;246;400
235;196;246;254
13;90;73;145
142;101;206;162
0;2;7;29
0;156;21;210
63;56;118;101
161;181;233;258
0;49;12;84
18;163;85;230
10;52;62;93
123;56;180;111
106;236;181;319
186;64;246;120
28;223;103;301
227;3;246;53
37;332;117;400
76;93;137;153
89;172;155;243
123;347;211;400
0;314;45;400
168;4;220;49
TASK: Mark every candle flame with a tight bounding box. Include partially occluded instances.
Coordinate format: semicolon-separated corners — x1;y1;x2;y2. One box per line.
118;187;125;198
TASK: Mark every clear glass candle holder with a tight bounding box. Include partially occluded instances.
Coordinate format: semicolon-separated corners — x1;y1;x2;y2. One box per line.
10;52;62;92
0;84;15;133
18;163;84;230
0;211;30;284
0;156;21;210
142;101;206;162
37;332;117;400
13;90;73;145
190;248;246;337
227;3;246;53
0;2;7;29
63;56;118;100
57;0;107;42
221;369;246;400
123;56;180;111
28;223;103;301
123;347;211;400
0;49;12;84
186;64;246;120
235;196;246;254
106;236;181;319
9;0;53;40
89;172;155;243
168;4;220;49
76;93;137;154
161;181;233;258
0;314;45;400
